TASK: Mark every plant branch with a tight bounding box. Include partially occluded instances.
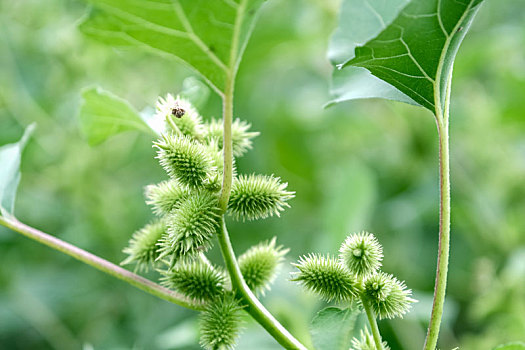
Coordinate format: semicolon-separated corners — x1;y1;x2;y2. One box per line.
424;71;453;350
361;296;384;350
217;219;307;350
218;69;235;212
0;215;203;311
218;0;245;212
213;2;306;348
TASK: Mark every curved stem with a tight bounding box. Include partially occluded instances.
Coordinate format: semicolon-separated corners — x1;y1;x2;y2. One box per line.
217;219;307;350
213;1;306;347
361;296;384;350
424;73;452;350
0;215;203;311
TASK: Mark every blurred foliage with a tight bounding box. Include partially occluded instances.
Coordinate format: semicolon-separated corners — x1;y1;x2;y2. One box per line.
0;0;524;349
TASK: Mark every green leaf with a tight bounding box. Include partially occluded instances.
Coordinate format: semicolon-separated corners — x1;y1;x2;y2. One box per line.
492;343;525;350
79;0;265;96
0;124;35;217
327;0;412;108
79;86;155;146
310;306;366;350
328;0;410;65
326;66;417;108
330;0;485;113
79;77;210;145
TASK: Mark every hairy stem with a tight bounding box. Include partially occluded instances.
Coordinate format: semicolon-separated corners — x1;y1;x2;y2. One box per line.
217;219;307;350
424;73;452;350
215;71;307;350
218;71;234;212
361;296;384;350
214;4;306;345
0;215;203;311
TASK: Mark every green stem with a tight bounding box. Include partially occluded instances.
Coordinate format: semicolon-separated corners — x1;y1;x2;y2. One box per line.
218;71;234;212
215;12;306;346
424;73;452;350
213;1;306;348
166;114;182;135
0;215;203;311
217;219;307;350
361;296;384;350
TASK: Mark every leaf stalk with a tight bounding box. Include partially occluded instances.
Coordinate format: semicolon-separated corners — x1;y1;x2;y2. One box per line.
214;1;307;347
217;219;307;350
0;215;202;311
361;296;384;350
424;70;453;350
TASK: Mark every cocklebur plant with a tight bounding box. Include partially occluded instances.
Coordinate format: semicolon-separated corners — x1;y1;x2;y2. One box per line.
2;1;520;350
120;94;295;348
293;232;416;349
121;219;166;272
351;328;390;350
1;1;311;348
238;238;289;296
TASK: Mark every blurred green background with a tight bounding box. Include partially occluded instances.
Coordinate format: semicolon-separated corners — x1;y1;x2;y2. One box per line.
1;0;524;349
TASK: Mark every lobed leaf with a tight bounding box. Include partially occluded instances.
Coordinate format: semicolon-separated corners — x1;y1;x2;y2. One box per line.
310;306;366;350
79;0;266;95
79;87;156;145
330;0;485;113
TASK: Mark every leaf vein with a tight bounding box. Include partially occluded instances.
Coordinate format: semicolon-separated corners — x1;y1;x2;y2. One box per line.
95;2;189;38
366;64;429;79
396;27;434;82
373;66;434;107
221;0;239;9
437;0;450;37
356;52;410;65
172;1;229;72
86;26;224;96
364;0;386;29
402;12;438;19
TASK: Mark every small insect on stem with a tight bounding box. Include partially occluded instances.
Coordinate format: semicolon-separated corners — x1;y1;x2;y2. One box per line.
457;26;463;32
171;104;186;118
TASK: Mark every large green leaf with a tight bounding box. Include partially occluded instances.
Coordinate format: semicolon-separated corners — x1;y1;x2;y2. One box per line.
79;0;265;96
310;306;366;350
0;124;35;217
327;0;412;107
328;0;410;65
330;0;485;113
79;76;211;145
79;87;155;146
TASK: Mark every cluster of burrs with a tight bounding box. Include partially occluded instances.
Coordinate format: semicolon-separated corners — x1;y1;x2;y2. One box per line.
121;94;294;349
292;231;416;350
